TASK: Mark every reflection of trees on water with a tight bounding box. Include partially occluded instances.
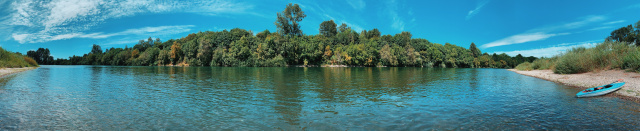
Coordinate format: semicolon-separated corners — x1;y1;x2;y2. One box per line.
89;66;480;127
469;68;479;91
312;67;435;102
89;66;103;90
270;67;303;125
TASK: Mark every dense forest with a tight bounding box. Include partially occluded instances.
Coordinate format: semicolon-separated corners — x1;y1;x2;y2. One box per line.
516;20;640;74
28;3;536;68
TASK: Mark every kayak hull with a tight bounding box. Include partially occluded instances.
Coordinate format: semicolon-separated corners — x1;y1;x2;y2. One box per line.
576;82;625;98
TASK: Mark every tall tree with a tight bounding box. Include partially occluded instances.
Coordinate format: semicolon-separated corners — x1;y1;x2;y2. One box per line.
148;37;154;45
91;44;102;54
338;23;350;33
607;22;639;46
469;42;480;58
275;3;306;36
319;20;337;37
27;48;53;65
367;28;381;39
170;41;182;65
256;30;271;40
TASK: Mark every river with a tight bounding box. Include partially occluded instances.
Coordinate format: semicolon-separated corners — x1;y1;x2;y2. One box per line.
0;65;639;130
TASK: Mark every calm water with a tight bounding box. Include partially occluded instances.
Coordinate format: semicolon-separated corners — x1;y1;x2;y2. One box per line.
1;66;639;130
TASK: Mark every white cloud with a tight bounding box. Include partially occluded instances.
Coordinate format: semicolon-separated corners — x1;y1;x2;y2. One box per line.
43;0;101;28
492;41;599;57
466;0;489;20
391;17;405;31
482;15;606;49
588;26;614;31
322;14;364;32
531;15;606;33
4;0;253;44
9;0;35;27
481;32;569;49
603;20;626;25
12;33;29;43
386;0;408;31
563;15;606;27
340;21;364;32
346;0;366;11
12;25;195;43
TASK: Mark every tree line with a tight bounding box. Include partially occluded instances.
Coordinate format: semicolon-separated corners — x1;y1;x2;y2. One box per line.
28;3;536;68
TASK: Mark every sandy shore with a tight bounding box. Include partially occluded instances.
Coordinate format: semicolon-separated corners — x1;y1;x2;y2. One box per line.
0;67;37;78
509;69;640;101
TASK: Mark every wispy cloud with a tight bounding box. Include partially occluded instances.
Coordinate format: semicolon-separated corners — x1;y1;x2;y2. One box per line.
386;0;412;31
12;25;195;43
492;40;600;57
300;1;366;33
603;20;626;25
530;15;606;33
482;15;606;49
466;0;489;20
481;32;569;48
3;0;253;44
323;14;364;32
588;26;614;31
346;0;366;11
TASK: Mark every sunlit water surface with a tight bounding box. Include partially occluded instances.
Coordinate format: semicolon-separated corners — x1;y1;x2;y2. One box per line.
1;66;639;130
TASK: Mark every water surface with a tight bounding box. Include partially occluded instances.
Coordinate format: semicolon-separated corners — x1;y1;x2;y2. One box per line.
1;66;639;130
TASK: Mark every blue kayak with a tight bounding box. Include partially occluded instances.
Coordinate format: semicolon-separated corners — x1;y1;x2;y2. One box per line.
576;82;625;98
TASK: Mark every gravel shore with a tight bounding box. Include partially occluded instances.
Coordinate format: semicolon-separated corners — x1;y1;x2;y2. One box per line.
509;69;640;101
0;67;37;78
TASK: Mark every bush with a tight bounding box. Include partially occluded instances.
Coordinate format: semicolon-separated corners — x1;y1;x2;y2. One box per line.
515;62;533;71
554;49;592;74
0;47;38;68
623;49;640;72
23;56;38;67
547;41;640;74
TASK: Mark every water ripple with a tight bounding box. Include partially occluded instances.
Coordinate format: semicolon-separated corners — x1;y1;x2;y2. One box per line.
0;66;639;130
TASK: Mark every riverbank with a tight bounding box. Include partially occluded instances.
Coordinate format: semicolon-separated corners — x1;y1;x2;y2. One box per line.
0;67;37;78
509;69;640;101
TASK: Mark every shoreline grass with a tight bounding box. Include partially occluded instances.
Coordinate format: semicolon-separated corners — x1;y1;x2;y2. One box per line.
516;41;639;74
0;47;39;68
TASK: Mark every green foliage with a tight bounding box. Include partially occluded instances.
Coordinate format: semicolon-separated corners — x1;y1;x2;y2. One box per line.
338;23;350;33
515;62;533;71
623;47;640;72
469;42;480;58
26;48;53;65
530;57;556;70
0;47;38;68
91;44;102;54
319;20;337;37
275;3;306;36
531;41;640;74
554;49;591;74
606;20;640;46
157;49;170;66
36;3;533;68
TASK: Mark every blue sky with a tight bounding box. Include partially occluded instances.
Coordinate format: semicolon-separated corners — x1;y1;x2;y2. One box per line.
1;0;639;59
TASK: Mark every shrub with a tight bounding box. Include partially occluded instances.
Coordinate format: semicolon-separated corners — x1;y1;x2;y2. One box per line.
0;47;37;68
553;50;592;74
23;56;38;67
623;49;640;72
548;41;640;74
515;62;533;71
